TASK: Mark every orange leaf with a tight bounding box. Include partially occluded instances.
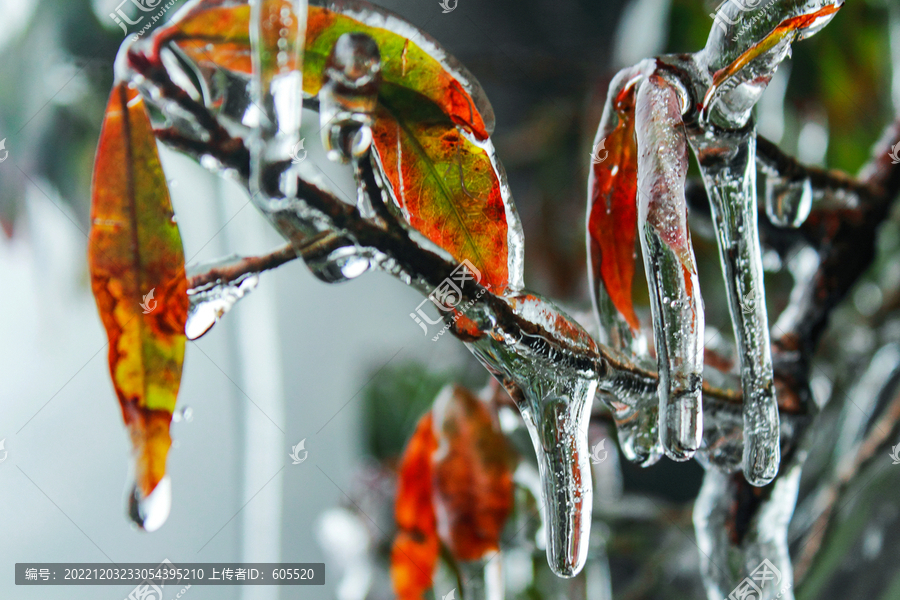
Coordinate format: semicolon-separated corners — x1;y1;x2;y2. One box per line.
391;413;439;600
371;109;514;291
155;2;492;138
152;1;520;291
432;385;515;561
587;80;640;331
702;3;843;117
88;83;188;502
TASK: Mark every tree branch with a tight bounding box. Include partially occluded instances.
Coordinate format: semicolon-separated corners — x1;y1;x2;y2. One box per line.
187;242;299;291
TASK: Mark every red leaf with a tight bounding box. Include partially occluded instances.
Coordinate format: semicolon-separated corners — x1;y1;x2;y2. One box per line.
587;80;641;332
432;385;516;561
391;413;439;600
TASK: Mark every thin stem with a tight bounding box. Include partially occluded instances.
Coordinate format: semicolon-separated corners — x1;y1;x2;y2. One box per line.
187;242;299;291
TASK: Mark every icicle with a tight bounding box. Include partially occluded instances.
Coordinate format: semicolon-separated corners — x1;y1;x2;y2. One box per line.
458;559;504;600
186;272;259;340
128;475;172;532
634;74;704;461
466;293;597;578
696;397;744;472
249;0;307;202
765;175;813;228
694;466;800;600
690;128;780;486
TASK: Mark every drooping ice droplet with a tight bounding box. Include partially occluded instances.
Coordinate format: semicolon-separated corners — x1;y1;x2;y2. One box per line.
186;270;259;340
466;292;597;578
318;32;381;165
128;475;172;532
603;392;663;466
764;175;813;228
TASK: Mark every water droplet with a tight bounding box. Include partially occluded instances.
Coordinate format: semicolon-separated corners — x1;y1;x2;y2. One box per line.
186;273;259;340
128;475;171;532
765;176;813;228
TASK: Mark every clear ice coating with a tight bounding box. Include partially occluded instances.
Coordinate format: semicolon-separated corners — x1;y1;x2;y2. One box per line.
465;293;597;578
689;129;780;486
186;269;259;340
694;466;800;600
634;74;704;461
249;0;307;202
128;475;172;532
764;175;813;228
318;32;381;165
602;391;663;466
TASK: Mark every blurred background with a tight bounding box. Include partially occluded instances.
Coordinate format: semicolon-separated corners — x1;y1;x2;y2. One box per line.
0;0;898;598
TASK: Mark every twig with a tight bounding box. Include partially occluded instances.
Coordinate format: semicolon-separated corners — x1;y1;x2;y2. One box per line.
187;242;299;291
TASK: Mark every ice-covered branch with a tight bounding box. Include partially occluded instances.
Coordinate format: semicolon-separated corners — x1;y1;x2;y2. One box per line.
187;242;300;291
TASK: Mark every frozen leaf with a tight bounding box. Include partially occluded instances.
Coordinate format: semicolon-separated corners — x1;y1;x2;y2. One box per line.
151;0;522;291
587;66;641;336
392;413;439;600
702;1;843;126
303;2;494;140
88;83;188;529
431;385;516;561
371;110;518;291
634;74;704;460
154;0;255;74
